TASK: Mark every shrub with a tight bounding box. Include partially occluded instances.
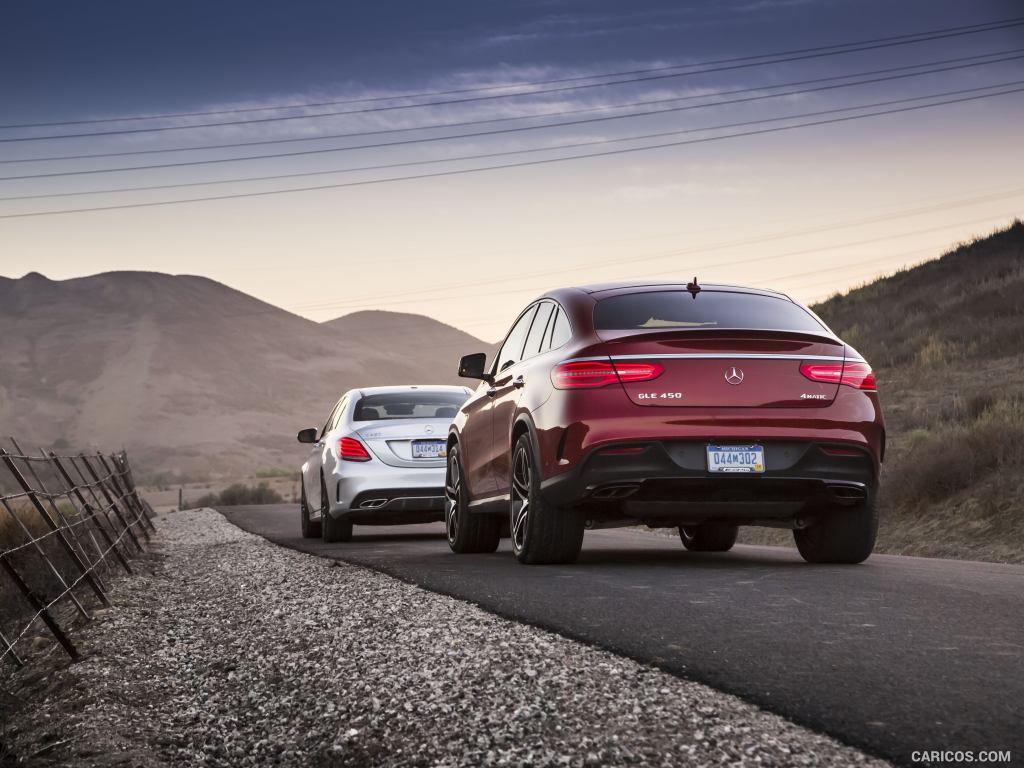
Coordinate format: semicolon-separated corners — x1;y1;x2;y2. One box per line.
885;402;1024;508
193;482;284;507
254;468;294;479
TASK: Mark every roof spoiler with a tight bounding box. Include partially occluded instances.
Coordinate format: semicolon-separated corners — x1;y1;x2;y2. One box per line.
598;327;842;345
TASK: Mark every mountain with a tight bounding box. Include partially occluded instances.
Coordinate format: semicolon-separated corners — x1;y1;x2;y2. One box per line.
745;220;1024;562
0;271;490;478
321;310;493;372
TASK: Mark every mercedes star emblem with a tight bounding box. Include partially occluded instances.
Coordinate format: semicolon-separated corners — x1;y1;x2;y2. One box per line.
724;366;745;385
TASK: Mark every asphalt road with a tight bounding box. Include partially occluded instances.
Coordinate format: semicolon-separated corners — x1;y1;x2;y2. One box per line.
220;505;1023;766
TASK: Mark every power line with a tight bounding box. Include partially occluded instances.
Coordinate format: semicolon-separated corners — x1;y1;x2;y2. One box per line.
291;201;1024;316
267;181;1022;279
7;47;1018;166
2;78;1019;203
2;84;1021;220
4;19;1023;143
286;212;1023;316
284;188;1024;313
3;16;1020;131
6;52;1022;185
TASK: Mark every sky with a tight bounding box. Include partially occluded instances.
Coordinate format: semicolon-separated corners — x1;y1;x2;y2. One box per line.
1;0;1023;341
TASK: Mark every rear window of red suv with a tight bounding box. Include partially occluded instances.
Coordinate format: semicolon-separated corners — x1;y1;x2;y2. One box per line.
593;290;828;333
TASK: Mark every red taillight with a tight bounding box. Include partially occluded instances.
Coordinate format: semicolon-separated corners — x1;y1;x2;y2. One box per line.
339;436;371;462
614;361;665;383
798;362;843;384
799;360;876;391
551;360;664;389
552;361;618;388
839;361;876;390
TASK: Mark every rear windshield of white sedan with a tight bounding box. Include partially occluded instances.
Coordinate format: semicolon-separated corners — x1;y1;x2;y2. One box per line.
354;392;469;421
594;290;828;333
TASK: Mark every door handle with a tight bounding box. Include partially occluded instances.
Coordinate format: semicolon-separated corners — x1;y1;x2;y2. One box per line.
513;375;525;389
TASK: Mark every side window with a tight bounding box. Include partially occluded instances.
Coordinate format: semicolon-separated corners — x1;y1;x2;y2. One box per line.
549;307;572;349
523;301;555;360
494;305;539;374
330;396;349;430
319;400;342;439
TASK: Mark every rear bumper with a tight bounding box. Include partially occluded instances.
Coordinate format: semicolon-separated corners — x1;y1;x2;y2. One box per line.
337;489;445;525
327;464;445;524
539;440;876;525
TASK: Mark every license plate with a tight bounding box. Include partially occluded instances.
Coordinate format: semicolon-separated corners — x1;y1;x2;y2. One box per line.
707;445;765;473
412;440;447;459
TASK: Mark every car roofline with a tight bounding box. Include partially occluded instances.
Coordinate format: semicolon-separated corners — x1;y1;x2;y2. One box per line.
563;281;792;299
354;384;472;397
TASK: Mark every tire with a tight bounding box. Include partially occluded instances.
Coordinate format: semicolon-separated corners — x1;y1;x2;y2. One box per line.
510;434;584;565
320;474;353;543
679;523;737;552
445;445;500;554
793;496;878;564
300;481;321;539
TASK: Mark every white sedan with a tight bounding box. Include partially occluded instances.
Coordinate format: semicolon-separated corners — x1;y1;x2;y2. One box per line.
297;385;471;542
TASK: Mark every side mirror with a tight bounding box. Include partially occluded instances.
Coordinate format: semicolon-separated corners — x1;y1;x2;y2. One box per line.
297;428;318;444
458;352;492;382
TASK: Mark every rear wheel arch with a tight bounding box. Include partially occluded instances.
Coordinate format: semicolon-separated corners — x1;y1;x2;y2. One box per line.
510;414;542;474
511;419;531;453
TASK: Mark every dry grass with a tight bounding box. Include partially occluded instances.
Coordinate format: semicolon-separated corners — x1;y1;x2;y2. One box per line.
741;222;1024;563
140;473;299;512
193;482;284;507
0;502;94;638
815;220;1024;367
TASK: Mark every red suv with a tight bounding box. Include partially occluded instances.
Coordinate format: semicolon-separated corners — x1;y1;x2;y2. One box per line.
445;281;884;565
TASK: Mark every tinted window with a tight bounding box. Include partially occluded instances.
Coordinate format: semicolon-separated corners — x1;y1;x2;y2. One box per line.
494;305;538;373
320;399;342;438
354;392;469;421
549;307;572;348
594;291;827;333
330;397;349;430
523;301;555;359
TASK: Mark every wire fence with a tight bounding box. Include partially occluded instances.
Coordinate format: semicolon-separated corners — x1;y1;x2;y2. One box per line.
0;437;155;667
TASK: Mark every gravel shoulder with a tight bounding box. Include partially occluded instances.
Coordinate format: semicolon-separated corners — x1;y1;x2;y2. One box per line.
3;509;887;767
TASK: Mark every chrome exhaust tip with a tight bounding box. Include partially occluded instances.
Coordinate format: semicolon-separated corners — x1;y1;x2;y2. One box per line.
828;485;867;501
590;484;640;500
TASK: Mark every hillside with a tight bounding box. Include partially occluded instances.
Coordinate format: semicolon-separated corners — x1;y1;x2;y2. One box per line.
744;220;1024;562
0;272;489;478
322;310;493;367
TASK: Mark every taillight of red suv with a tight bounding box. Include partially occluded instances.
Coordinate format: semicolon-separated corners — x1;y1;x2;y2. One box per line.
799;361;876;390
551;360;664;389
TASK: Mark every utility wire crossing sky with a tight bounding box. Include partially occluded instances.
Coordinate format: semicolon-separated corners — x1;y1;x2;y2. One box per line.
1;0;1022;339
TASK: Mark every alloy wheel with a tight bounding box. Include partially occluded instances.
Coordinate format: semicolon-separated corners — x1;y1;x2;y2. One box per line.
511;442;531;553
444;451;461;544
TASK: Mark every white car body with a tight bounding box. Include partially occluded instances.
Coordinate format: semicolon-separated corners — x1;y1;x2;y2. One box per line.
300;385;471;530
